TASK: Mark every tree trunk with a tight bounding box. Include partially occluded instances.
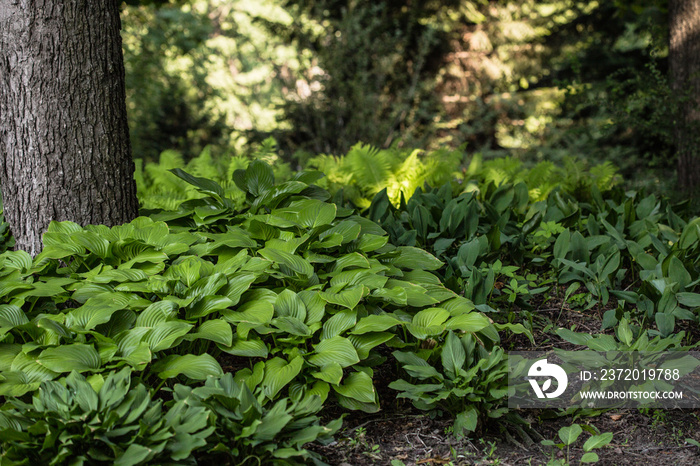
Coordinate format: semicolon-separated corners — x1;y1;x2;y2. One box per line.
0;0;139;256
669;0;700;193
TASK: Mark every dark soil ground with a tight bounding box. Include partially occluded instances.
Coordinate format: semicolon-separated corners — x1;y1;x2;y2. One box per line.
309;291;700;465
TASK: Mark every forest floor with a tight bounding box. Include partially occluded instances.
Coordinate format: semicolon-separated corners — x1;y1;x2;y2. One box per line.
310;296;700;466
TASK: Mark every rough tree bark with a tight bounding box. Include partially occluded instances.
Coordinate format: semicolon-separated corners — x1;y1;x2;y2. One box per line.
669;0;700;193
0;0;139;256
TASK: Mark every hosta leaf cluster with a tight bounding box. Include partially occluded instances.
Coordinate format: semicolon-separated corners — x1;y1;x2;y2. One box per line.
0;160;503;462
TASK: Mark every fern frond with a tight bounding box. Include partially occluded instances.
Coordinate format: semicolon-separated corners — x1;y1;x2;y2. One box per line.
346;143;391;192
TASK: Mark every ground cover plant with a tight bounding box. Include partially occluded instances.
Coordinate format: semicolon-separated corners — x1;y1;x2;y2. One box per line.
2;147;700;465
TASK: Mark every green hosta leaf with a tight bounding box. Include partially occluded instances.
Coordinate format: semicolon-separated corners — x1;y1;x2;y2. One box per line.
583;432;613;451
245;160;275;196
555;328;592;346
186;295;234;320
320;221;361;243
352;314;404;334
262;356;303;400
309;336;360;368
171;168;226;201
370;286;407;305
259;248;314;277
616;318;633;346
0;371;42;396
15;280;71;299
272;316;312;336
222;300;274;325
677;292;700;308
66;292;142;330
0;344;22;371
143;321;193;352
0;305;29;328
91;268;147;284
348;333;394;359
385;280;439;307
219;338;268;358
332;252;370;273
37;344;101;373
275;289;307;321
321;309;357;340
299;290;326;326
441;331;466;376
168;256;204;287
445;312;491;332
135;301;179;327
405;323;445;340
388;247;443;271
333;371;376;404
412;308;450;328
2;250;32;272
558;424;583;446
655;313;675;337
357;234;388;252
312;362;343;385
330;269;389;290
186;319;233;346
454;406;479;436
320;286;366;310
153;353;223;380
186;273;227;300
274;199;337;228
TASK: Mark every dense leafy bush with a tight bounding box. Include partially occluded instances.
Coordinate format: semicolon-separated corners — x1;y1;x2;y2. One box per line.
368;172;700;338
0;368;212;465
1;160;516;463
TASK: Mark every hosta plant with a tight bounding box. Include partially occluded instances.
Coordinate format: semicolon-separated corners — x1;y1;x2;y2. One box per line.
0;368;212;465
0;161;502;423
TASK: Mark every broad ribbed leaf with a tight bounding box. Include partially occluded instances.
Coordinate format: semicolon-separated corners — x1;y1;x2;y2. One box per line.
187;319;233;346
37;344;101;373
0;344;22;371
321;309;357;339
222;300;274;324
0;305;29;328
171;168;226;201
274;289;307;321
154;353;223;380
309;336;360;368
186;295;234;319
135;301;179;327
272;316;312;336
259;248;314;277
262;356;303;399
352;314;403;334
274;199;336;228
357;234;388;252
412;308;450;328
0;371;41;396
333;371;376;403
441;331;466;376
245;160;275;196
388;246;443;270
320;286;365;310
348;332;394;359
312;363;343;385
445;312;491;332
319;221;361;243
143;321;193;352
66;293;139;331
332;253;370;273
219;272;257;304
219;338;268;358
